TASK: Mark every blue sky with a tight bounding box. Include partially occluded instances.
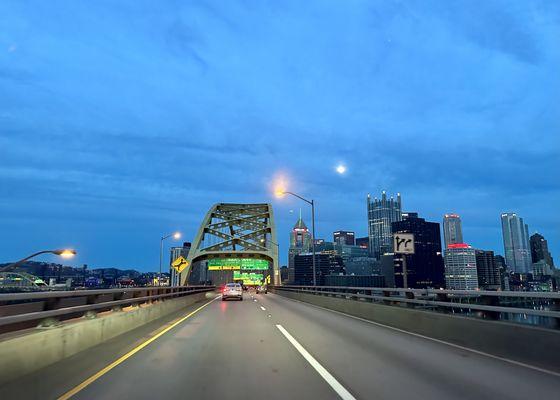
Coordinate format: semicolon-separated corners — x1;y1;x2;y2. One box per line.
1;0;559;270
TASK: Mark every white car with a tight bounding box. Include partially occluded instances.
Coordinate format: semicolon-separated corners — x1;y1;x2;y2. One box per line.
222;283;243;301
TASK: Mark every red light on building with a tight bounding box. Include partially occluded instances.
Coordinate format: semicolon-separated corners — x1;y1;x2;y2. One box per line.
447;243;470;249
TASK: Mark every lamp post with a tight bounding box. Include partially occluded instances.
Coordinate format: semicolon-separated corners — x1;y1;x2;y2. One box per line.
159;232;181;286
276;190;317;286
1;249;77;272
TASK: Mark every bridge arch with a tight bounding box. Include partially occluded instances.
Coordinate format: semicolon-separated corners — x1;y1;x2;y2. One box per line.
181;203;279;286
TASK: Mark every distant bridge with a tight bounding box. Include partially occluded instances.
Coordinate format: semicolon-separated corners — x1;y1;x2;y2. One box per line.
181;203;279;286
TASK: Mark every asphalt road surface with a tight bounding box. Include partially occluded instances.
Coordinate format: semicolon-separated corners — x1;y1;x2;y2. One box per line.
2;292;560;399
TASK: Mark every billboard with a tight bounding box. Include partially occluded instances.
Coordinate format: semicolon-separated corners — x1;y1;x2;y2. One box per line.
233;271;264;285
207;258;269;271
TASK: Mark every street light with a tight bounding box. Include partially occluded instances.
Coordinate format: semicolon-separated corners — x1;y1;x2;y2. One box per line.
159;232;181;286
275;190;317;286
1;249;77;272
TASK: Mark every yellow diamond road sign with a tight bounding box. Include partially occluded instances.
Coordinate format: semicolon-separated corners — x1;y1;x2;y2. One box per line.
171;256;189;273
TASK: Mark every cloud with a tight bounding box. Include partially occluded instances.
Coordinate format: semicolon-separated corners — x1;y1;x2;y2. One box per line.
429;1;543;64
0;0;558;269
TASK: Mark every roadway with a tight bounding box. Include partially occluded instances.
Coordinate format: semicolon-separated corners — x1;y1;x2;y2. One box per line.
2;292;560;399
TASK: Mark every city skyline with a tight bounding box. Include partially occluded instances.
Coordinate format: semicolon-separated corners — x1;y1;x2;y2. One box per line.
1;1;558;270
2;198;555;273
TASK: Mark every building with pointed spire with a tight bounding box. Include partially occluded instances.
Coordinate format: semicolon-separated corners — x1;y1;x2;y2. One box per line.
287;211;311;283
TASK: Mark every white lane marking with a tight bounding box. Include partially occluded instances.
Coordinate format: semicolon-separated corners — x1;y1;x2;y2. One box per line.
281;297;560;379
260;306;266;311
276;324;356;400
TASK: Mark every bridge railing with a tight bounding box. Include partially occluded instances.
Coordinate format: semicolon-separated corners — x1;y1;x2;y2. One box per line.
0;285;215;334
273;285;560;328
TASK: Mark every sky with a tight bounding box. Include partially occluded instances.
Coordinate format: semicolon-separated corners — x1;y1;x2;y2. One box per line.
1;0;559;271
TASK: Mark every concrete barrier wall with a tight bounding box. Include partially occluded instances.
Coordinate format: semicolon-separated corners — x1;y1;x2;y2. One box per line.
0;292;211;385
273;289;560;373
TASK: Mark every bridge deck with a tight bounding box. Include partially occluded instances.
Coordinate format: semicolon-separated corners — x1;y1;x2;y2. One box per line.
2;293;559;399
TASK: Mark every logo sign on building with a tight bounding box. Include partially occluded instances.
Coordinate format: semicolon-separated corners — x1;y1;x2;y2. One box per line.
393;233;415;254
171;256;189;273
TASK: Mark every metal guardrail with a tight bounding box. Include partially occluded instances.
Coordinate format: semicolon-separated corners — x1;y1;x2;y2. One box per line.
273;285;560;328
0;286;215;333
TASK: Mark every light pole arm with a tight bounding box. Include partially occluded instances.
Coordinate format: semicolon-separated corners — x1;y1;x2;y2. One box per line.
283;191;313;206
2;250;61;272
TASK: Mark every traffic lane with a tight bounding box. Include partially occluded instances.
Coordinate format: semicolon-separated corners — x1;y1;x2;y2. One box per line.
72;293;339;400
0;295;220;400
255;293;560;400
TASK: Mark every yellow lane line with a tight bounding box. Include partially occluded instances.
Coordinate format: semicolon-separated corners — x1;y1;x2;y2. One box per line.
58;295;220;400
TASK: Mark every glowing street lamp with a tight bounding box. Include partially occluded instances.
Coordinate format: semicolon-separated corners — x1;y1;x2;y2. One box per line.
159;232;181;286
1;249;77;272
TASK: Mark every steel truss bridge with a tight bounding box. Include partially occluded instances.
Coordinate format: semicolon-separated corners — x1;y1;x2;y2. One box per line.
181;203;279;286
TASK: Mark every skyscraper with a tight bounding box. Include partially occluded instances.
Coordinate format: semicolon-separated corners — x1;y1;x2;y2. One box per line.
288;213;311;283
475;250;500;290
444;244;478;290
501;213;531;273
391;213;445;288
367;191;402;259
333;230;355;246
530;233;554;267
443;214;464;248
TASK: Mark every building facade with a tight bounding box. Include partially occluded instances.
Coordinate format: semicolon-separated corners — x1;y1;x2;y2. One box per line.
532;260;554;277
293;253;345;285
530;233;554;267
355;236;369;249
501;213;531;273
494;255;510;290
334;243;374;275
443;214;464;248
367;191;402;259
444;244;478;290
391;213;445;289
475;250;500;290
380;254;395;287
333;230;356;246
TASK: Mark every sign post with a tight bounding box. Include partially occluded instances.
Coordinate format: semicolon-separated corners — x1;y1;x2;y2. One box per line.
393;233;415;288
171;256;190;287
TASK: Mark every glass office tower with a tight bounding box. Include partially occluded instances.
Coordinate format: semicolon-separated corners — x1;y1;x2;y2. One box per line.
501;213;531;273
